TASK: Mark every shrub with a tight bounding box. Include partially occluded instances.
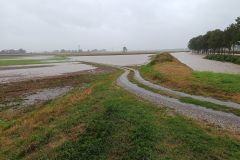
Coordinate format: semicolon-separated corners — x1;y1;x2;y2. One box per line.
205;54;240;65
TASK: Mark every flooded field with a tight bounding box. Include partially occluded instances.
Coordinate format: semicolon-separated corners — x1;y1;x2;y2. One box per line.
171;52;240;74
0;54;153;83
0;54;152;83
0;62;96;83
69;54;152;66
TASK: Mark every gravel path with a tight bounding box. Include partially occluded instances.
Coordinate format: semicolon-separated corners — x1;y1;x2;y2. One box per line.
127;68;240;109
117;69;240;131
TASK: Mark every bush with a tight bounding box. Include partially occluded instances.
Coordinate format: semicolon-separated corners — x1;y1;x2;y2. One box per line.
205;54;240;65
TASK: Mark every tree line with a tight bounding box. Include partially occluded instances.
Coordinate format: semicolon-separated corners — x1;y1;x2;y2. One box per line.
0;49;26;54
188;17;240;54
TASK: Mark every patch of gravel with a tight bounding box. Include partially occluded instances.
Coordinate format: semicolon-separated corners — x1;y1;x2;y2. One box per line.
128;68;240;109
118;69;240;131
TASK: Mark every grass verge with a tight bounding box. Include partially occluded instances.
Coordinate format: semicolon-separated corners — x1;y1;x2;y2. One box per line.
139;53;240;103
128;69;240;117
1;69;240;159
0;56;67;66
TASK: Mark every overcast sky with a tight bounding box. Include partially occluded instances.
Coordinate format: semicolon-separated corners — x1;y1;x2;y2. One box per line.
0;0;239;52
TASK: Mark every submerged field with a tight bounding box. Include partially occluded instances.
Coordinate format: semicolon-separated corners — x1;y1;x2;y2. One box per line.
1;55;240;159
139;53;240;103
0;56;67;66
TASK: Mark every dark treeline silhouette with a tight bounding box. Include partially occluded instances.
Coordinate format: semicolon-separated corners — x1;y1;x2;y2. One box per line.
188;17;240;54
0;49;26;54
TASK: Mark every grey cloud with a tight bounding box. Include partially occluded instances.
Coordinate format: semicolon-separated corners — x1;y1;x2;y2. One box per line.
0;0;239;51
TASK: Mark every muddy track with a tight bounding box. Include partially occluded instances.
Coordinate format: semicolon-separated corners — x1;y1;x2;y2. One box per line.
117;69;240;131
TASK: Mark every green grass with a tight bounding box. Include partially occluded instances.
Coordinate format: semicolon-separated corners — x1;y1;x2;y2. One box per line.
205;54;240;65
139;64;165;82
129;69;240;117
128;70;178;99
0;59;46;66
139;53;240;104
54;72;240;160
193;71;240;93
0;56;68;66
1;70;240;159
149;53;174;65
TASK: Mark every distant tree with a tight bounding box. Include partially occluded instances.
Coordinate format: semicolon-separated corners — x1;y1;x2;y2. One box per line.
123;46;127;53
0;49;26;54
18;49;26;54
188;17;240;54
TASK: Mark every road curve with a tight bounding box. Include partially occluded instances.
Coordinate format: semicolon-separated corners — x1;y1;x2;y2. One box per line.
117;69;240;131
128;68;240;109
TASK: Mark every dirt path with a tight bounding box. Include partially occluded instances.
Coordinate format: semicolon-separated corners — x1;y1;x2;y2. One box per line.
117;69;240;131
128;68;240;109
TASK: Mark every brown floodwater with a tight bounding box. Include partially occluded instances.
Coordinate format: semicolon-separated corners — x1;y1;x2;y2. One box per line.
171;52;240;74
0;62;96;83
69;54;152;66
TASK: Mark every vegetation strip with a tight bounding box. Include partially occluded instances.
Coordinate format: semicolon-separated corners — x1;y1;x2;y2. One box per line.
1;68;240;159
0;56;68;66
118;69;240;130
139;53;240;103
128;68;240;117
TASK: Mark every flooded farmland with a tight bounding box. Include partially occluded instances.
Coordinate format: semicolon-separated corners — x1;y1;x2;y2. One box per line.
0;62;96;83
69;54;152;66
0;54;153;83
171;52;240;74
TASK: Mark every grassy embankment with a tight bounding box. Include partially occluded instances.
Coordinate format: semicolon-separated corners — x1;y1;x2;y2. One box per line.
128;70;240;117
139;53;240;104
0;56;67;66
1;68;240;159
205;54;240;65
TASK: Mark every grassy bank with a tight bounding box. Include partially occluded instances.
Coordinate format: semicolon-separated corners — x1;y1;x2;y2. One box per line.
205;54;240;65
1;69;240;159
128;69;240;117
139;53;240;103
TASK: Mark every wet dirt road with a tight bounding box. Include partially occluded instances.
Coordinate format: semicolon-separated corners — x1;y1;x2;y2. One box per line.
118;69;240;131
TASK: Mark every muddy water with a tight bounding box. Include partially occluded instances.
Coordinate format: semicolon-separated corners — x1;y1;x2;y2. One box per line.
23;86;73;106
0;55;54;60
69;54;152;66
0;62;96;83
171;52;240;74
